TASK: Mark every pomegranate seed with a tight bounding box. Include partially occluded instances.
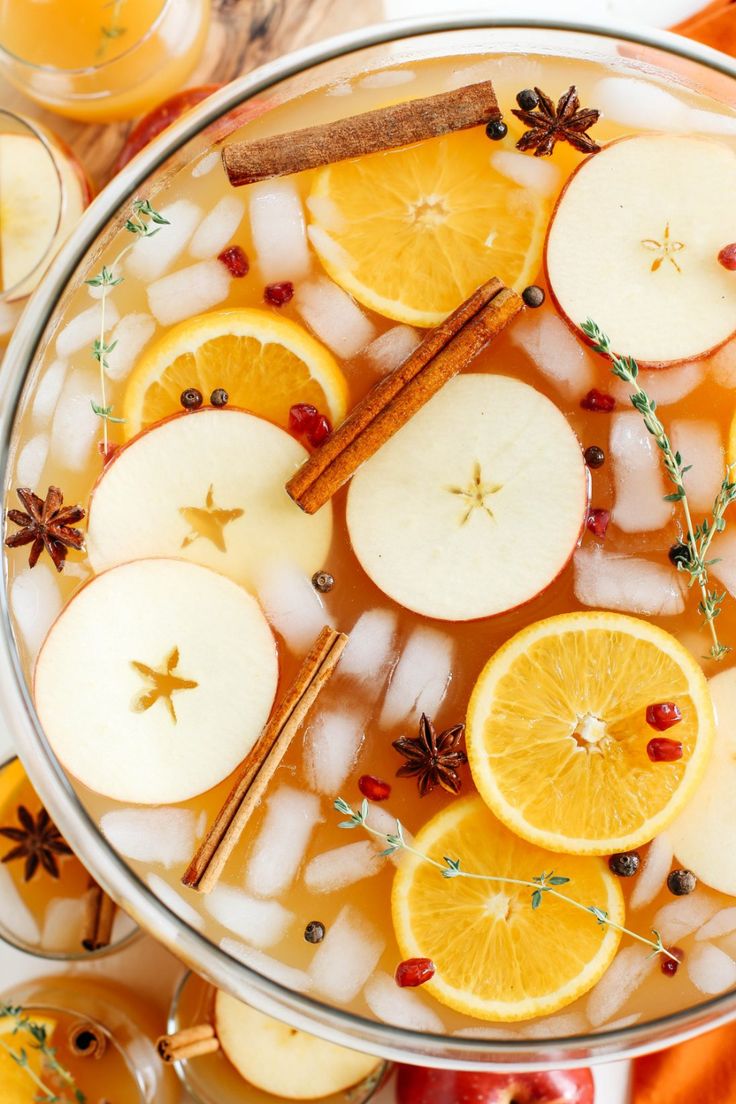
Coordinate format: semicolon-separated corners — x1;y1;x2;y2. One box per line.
718;243;736;271
581;389;616;413
218;245;249;278
307;414;332;447
661;947;683;977
264;280;295;306
646;702;682;731
395;958;435;988
586;508;610;539
647;737;684;763
289;403;319;434
358;775;391;801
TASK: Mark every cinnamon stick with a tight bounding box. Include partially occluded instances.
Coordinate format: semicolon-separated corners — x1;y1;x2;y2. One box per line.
286;279;523;514
157;1024;219;1063
222;80;500;186
81;878;117;951
182;625;347;893
68;1020;107;1059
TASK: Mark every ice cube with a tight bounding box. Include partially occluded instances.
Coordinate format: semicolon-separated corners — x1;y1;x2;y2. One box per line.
220;937;313;991
55;300;120;359
255;561;332;654
147;872;204;929
41;896;87;951
709;528;736;598
189;196;245;260
16;434;48;487
364;971;444;1032
670;421;724;513
687;942;736;994
586;945;656;1027
339;609;398;683
522;1011;589;1038
363;326;421;376
696;907;736;942
147;260;231;326
630;835;674;910
611;363;703;408
592;77;687;130
380;626;455;729
304;710;365;796
245;787;322;898
105;314;156;381
204;884;294;948
87;264;122;300
100;807;202;868
304;841;384;894
610;412;673;532
249;179;311;282
508;311;594;401
326;81;352;97
710;340;736;388
359;69;416;89
573;547;685;617
11;563;63;661
32;360;67;425
192;150;220;178
363;802;414;862
126;199;203;282
490;150;561;195
652;889;721;944
295;277;376;359
591;1013;641;1033
308;904;384;1002
453;1025;522;1040
685;107;736;136
0;864;40;945
49;366;101;472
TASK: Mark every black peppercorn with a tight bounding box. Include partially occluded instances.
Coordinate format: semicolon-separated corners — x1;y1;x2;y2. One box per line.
210;388;229;408
304;920;325;944
522;285;545;308
608;851;641;878
584;445;605;470
516;88;540;111
312;570;334;593
180;387;203;411
668;542;690;568
485;118;508;141
667;869;696;896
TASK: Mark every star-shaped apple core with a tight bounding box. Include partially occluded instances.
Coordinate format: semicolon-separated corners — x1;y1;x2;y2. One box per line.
447;461;502;525
179;484;244;552
131;646;198;722
641;222;685;273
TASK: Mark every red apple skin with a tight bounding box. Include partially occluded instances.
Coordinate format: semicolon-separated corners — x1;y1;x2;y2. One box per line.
114;85;223;171
396;1066;595;1104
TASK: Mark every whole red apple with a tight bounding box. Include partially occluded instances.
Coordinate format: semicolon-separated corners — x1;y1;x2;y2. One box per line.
396;1065;595;1104
114;86;222;171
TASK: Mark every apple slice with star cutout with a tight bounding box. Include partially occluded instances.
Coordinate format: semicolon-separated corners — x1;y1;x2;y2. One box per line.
87;408;332;587
34;558;278;804
545;135;736;366
346;375;587;621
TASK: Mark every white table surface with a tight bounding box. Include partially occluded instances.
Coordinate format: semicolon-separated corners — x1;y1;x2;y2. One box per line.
0;0;708;1099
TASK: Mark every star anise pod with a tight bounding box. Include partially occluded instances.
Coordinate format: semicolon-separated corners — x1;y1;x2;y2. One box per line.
0;804;73;881
512;85;600;157
393;713;467;797
5;485;85;572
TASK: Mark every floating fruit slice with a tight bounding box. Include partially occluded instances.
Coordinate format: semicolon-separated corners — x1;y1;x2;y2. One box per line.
545;135;736;366
466;612;715;855
122;308;348;438
0;134;59;296
34;559;278;804
0;1011;58;1104
214;990;381;1099
308;129;550;327
87;408;332;587
346;375;586;621
391;796;623;1021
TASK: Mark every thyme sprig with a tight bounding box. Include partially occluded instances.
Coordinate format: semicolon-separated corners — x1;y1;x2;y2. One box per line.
582;318;736;661
335;798;676;963
96;0;127;61
85;200;169;454
0;1002;85;1103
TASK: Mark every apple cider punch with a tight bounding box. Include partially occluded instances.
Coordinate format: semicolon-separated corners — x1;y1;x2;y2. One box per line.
4;47;736;1049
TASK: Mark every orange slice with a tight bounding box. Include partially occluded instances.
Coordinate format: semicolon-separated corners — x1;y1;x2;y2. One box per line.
0;1012;58;1104
466;612;715;855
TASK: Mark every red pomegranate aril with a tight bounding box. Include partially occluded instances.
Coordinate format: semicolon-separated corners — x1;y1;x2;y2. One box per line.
307;414;332;446
581;389;616;413
218;245;249;278
661;947;684;977
289;403;319;434
718;243;736;271
586;508;610;539
646;701;682;731
395;958;435;988
358;775;391;801
647;737;684;763
265;280;295;306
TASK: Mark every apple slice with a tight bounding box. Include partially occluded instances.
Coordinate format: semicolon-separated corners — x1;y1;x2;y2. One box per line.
346;375;586;621
668;668;736;895
34;558;278;804
0;133;61;296
214;990;382;1099
87;408;332;587
545;135;736;366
